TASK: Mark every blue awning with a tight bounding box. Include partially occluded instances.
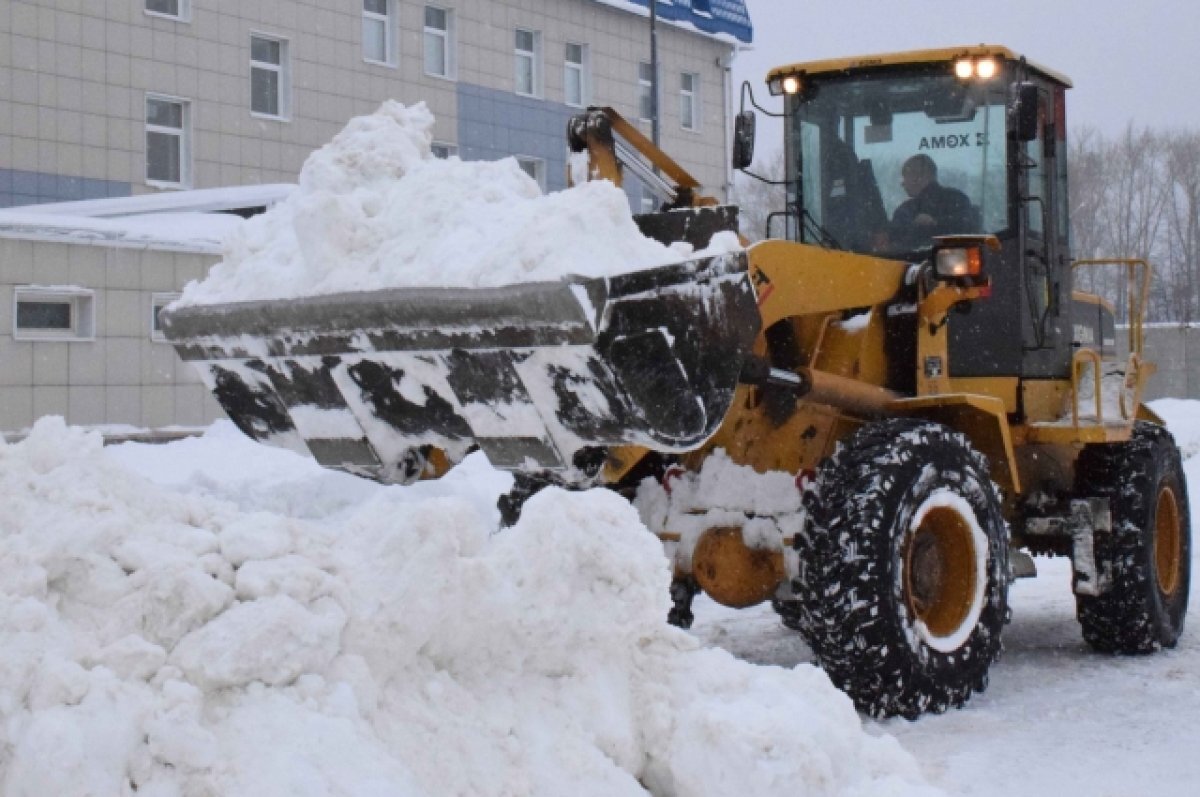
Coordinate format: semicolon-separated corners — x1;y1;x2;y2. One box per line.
594;0;753;45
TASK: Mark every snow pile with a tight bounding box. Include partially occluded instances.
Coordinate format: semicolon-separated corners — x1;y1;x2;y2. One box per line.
178;101;713;305
0;418;937;796
1150;398;1200;459
635;449;806;572
646;449;803;517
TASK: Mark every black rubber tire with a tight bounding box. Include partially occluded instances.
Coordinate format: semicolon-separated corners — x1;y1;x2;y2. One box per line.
795;419;1010;719
1074;422;1191;653
771;598;805;632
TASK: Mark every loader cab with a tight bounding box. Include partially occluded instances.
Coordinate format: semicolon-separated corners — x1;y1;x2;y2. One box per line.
768;47;1075;381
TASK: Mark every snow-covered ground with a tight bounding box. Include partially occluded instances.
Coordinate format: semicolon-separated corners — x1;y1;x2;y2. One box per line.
1;417;934;796
2;402;1194;794
693;398;1200;796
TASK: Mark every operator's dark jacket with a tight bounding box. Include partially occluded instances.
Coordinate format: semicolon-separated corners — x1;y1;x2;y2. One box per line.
890;182;974;249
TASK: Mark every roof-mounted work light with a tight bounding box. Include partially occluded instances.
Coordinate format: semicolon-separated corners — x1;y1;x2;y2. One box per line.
767;74;802;96
955;57;999;80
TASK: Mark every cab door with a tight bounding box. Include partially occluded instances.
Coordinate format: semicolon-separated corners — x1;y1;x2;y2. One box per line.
1017;82;1072;377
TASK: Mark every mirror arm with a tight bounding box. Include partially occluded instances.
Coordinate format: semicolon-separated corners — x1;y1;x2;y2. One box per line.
740;81;792;119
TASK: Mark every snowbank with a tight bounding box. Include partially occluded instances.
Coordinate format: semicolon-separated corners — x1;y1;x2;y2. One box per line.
178;101;712;305
1150;398;1200;459
0;418;937;796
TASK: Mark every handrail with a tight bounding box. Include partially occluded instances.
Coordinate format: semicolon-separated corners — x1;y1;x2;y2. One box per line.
1071;348;1104;426
1118;352;1141;420
1071;258;1151;357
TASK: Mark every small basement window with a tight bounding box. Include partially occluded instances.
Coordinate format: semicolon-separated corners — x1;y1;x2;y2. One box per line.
151;292;182;341
145;0;190;21
14;287;96;341
516;156;546;191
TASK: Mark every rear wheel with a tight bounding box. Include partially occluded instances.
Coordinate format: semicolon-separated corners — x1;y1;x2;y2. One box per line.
795;419;1009;718
1075;422;1191;652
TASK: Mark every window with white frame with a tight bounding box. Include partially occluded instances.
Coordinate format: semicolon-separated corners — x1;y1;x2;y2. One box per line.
13;287;96;341
564;43;589;108
514;28;542;98
680;72;699;131
145;0;188;21
516;157;546;191
424;6;454;78
250;34;289;119
362;0;394;65
431;142;458;159
145;95;189;186
638;62;657;121
150;293;181;342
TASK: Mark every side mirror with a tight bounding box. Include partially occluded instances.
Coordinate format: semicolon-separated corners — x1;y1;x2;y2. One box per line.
732;111;756;170
1014;82;1040;142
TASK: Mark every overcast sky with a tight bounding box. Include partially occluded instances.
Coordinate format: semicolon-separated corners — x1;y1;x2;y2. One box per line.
731;0;1199;136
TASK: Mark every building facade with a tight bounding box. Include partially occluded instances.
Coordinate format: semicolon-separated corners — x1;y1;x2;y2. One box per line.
0;1;753;433
0;0;752;207
0;234;223;435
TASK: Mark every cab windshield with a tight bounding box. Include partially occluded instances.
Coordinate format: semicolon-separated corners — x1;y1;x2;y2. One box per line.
788;69;1009;259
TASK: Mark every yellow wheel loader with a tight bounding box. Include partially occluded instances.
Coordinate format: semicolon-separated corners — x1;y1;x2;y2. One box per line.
163;46;1191;719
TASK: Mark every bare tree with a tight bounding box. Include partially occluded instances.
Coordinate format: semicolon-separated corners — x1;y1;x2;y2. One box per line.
1163;132;1200;323
731;149;786;242
1069;126;1111;306
1068;125;1180;322
1068;125;1112;260
1105;125;1171;320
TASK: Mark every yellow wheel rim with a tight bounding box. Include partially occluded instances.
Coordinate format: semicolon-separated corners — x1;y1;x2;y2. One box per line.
1155;485;1182;597
905;505;980;639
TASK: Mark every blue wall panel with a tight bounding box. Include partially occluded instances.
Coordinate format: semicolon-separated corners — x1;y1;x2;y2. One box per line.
456;83;575;193
0;168;130;208
456;82;663;215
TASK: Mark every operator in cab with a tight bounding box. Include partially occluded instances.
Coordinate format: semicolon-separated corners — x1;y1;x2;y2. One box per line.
887;154;974;250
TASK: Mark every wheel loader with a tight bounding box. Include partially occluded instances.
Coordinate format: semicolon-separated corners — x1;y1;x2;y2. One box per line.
162;45;1191;719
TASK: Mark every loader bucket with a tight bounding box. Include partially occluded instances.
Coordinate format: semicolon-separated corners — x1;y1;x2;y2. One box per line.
162;250;760;484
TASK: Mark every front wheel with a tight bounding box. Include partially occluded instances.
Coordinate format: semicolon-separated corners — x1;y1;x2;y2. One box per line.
1075;422;1191;652
795;419;1010;718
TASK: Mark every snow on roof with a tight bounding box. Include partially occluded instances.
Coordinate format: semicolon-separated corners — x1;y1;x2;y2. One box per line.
591;0;753;44
1128;322;1200;329
0;185;293;253
15;184;294;219
0;209;244;254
